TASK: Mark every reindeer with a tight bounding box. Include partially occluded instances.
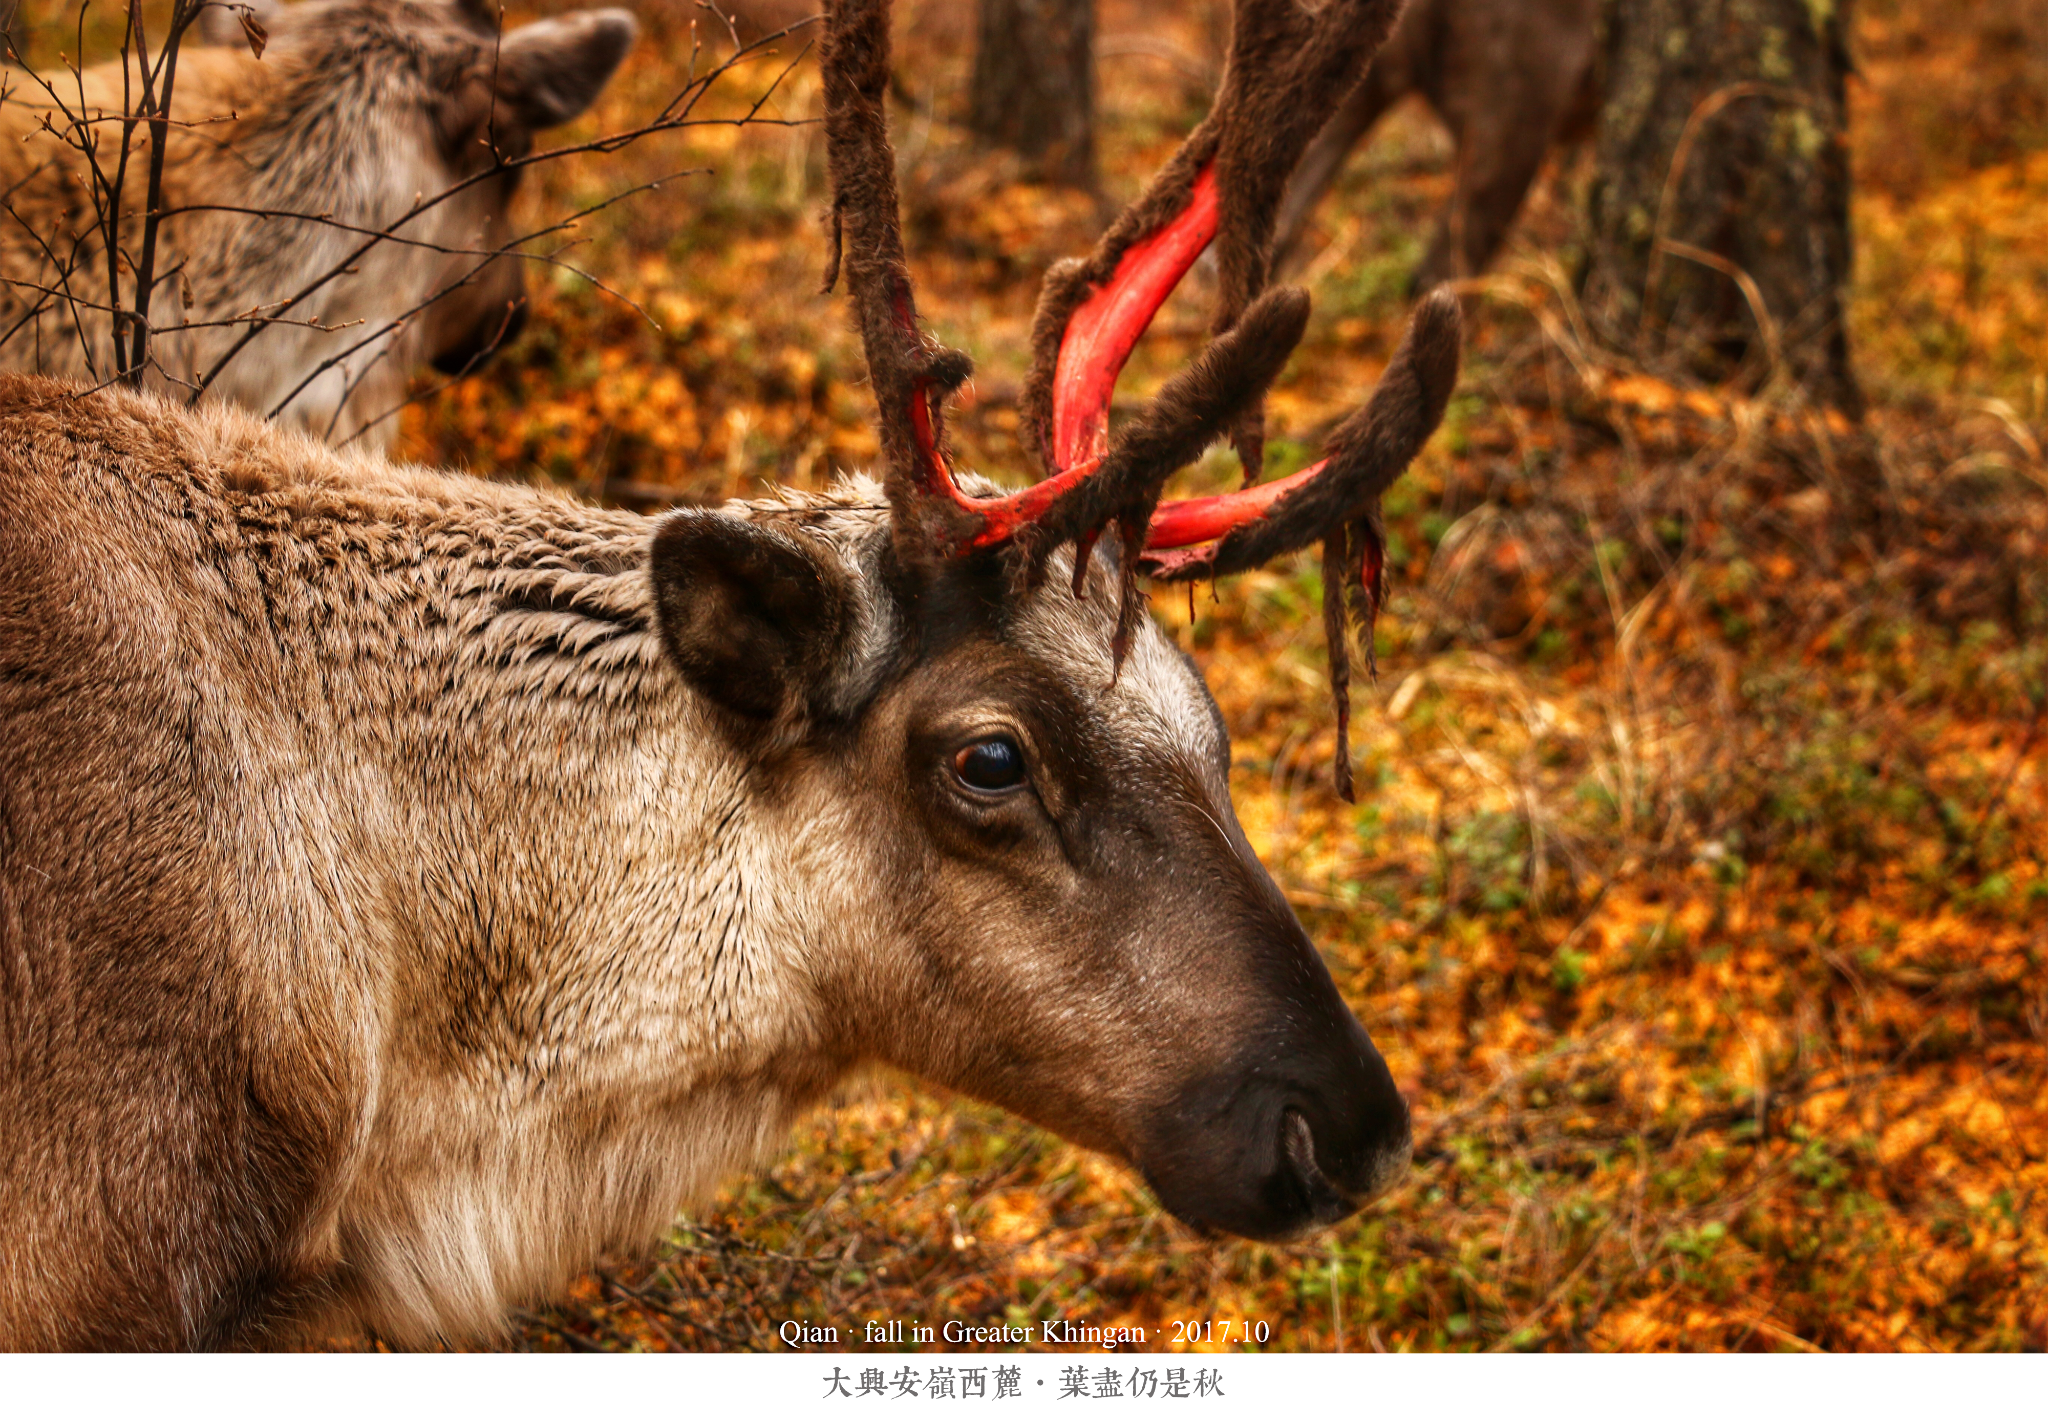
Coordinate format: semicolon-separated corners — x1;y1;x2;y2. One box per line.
0;0;636;447
1270;0;1599;285
0;0;1458;1348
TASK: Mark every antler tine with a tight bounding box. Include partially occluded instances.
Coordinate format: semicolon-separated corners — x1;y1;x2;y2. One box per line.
981;0;1419;669
1143;290;1464;577
1021;0;1413;482
818;0;978;563
1143;288;1465;801
816;0;1460;801
814;0;1315;598
1014;284;1312;665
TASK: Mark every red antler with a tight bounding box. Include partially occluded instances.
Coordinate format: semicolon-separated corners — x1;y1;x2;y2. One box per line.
820;0;1461;797
822;0;1300;575
1049;167;1222;472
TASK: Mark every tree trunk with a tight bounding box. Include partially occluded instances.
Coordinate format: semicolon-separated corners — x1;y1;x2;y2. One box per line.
968;0;1095;189
1580;0;1860;413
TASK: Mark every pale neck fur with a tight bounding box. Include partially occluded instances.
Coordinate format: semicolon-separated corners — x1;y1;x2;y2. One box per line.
193;414;874;1342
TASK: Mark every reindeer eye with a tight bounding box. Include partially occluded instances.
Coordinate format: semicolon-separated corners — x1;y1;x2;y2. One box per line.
952;737;1027;793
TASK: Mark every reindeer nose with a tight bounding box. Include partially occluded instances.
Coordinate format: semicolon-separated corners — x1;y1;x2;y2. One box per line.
1136;1004;1410;1242
1241;1013;1410;1235
1275;1023;1413;1217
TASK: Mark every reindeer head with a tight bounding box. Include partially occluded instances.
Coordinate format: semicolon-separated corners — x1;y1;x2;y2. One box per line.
195;0;636;402
647;0;1459;1241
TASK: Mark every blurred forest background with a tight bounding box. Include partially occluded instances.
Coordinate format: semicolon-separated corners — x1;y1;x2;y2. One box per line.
9;0;2046;1351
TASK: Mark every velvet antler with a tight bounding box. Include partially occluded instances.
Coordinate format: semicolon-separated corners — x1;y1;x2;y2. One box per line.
1141;292;1462;798
821;0;1322;597
817;0;980;564
1020;0;1415;483
818;0;1463;798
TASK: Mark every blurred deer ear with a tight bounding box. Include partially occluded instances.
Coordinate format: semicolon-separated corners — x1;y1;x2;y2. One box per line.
197;0;282;49
494;8;637;129
650;512;856;729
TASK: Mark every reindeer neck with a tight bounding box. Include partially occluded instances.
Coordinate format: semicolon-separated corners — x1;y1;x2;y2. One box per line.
0;379;864;1342
211;419;860;1339
196;423;845;1093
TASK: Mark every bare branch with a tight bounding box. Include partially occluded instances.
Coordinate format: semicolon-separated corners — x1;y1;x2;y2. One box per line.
128;0;209;379
155;165;713;265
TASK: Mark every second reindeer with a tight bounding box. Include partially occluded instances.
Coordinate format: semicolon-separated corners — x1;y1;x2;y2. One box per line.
0;0;636;447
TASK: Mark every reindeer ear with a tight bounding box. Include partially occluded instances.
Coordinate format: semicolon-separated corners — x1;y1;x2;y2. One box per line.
650;513;855;727
493;9;637;129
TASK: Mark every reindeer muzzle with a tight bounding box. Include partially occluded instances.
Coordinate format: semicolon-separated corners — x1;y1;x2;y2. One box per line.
1137;1005;1411;1242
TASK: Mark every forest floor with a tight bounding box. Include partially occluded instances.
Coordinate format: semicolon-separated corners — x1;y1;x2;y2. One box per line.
32;0;2033;1352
